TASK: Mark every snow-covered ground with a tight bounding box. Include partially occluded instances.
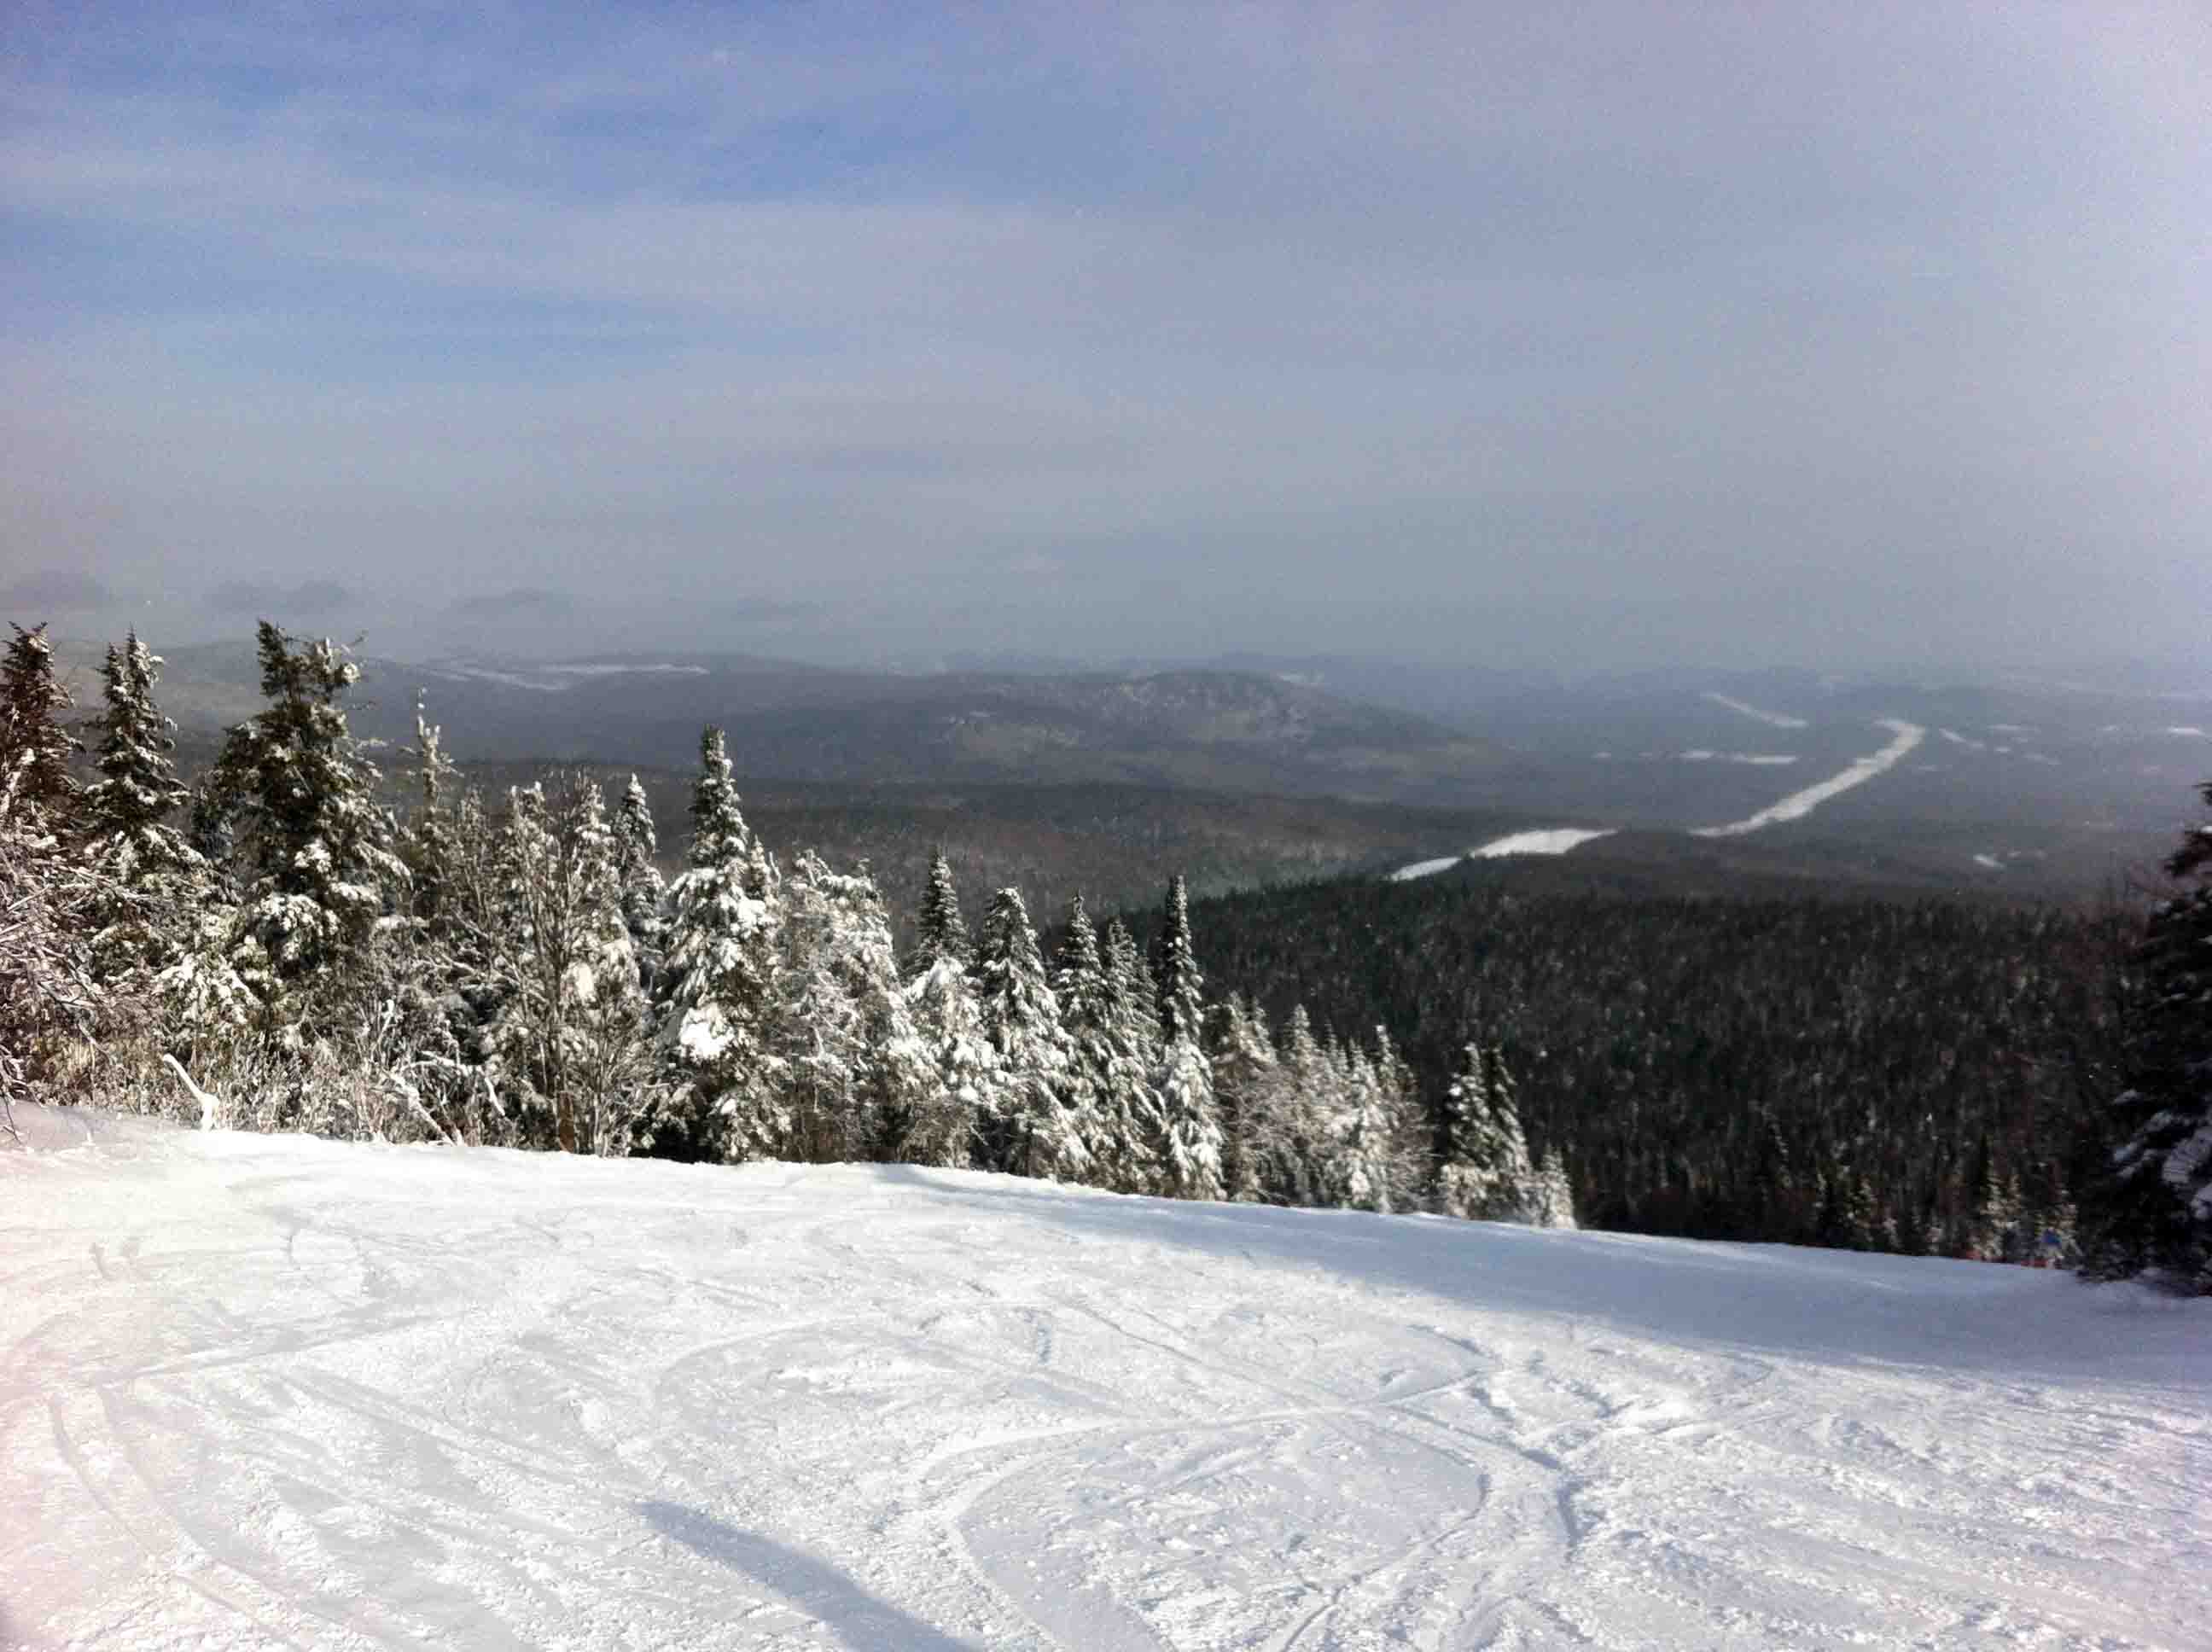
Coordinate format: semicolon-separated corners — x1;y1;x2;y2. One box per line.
1701;693;1809;730
1694;720;1926;840
1679;751;1799;766
1388;855;1463;881
6;1108;2208;1652
1470;828;1615;858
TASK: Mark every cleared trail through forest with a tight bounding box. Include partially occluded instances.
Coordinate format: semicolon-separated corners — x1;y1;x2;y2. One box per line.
4;1108;2209;1649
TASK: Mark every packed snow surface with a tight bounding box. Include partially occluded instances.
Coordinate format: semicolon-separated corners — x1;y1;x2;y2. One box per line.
6;1108;2209;1652
1388;855;1463;881
1470;828;1615;858
1701;692;1809;730
1694;720;1926;839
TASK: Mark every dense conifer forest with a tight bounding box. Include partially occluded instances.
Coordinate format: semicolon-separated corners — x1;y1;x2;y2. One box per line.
4;619;2209;1288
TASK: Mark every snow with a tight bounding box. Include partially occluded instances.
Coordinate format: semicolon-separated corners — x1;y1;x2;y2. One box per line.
1388;856;1462;881
1694;719;1926;839
1679;751;1799;765
6;1108;2208;1652
1470;828;1615;858
1939;728;1988;751
1973;853;2005;871
2168;726;2208;739
1701;692;1809;730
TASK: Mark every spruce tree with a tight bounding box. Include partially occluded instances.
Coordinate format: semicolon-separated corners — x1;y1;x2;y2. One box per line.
1209;995;1276;1203
485;777;650;1154
910;850;970;979
0;622;81;827
974;887;1085;1179
79;632;206;981
612;774;666;988
657;726;781;1160
1435;1039;1540;1222
2081;778;2212;1290
195;622;405;1028
1093;916;1164;1191
1148;875;1223;1199
1051;896;1115;1178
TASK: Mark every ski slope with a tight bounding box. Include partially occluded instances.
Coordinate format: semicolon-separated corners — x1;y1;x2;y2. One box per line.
5;1108;2208;1652
1694;720;1926;839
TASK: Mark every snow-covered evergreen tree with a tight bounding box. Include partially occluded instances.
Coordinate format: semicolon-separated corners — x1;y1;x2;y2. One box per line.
768;852;929;1164
194;623;407;1031
1435;1040;1542;1223
484;777;652;1154
1250;1003;1330;1207
1534;1148;1580;1230
899;949;992;1166
0;743;100;1115
1321;1036;1398;1212
909;851;969;979
0;622;81;829
974;887;1085;1180
1209;995;1276;1202
656;727;781;1160
1147;876;1223;1200
1077;915;1159;1191
2081;779;2212;1290
612;775;666;989
79;632;207;984
1051;895;1115;1178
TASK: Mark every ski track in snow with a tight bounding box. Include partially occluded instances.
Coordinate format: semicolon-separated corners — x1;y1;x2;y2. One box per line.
5;1110;2209;1651
1701;692;1809;730
1694;719;1925;839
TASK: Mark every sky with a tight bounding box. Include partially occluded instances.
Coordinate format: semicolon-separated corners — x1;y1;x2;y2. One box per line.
3;3;2208;672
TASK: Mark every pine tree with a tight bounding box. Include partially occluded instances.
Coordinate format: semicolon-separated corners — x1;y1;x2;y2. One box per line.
1534;1148;1580;1230
397;692;463;922
2081;778;2212;1290
0;622;81;828
657;727;781;1161
1152;874;1205;1045
974;887;1085;1179
194;622;406;1029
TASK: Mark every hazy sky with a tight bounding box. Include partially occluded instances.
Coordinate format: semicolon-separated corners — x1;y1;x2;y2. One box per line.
3;3;2207;670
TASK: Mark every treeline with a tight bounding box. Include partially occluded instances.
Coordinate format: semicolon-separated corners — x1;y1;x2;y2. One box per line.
0;621;1568;1228
1127;870;2137;1259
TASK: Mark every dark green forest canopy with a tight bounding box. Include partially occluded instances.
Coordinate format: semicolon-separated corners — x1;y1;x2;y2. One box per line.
1121;876;2133;1245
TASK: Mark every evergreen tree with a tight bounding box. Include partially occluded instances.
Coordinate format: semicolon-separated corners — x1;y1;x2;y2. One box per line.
1534;1148;1580;1230
899;947;992;1166
79;632;206;982
1147;875;1223;1199
1435;1040;1540;1222
1051;896;1115;1177
768;852;928;1164
397;693;463;922
194;622;406;1029
1321;1036;1397;1212
612;775;667;988
0;622;81;827
974;887;1085;1179
910;850;970;979
657;727;782;1160
485;777;651;1154
1092;916;1164;1192
2081;778;2212;1290
1209;995;1276;1203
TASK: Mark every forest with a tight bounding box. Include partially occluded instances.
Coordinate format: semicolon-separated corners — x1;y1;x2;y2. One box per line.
4;620;2208;1289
